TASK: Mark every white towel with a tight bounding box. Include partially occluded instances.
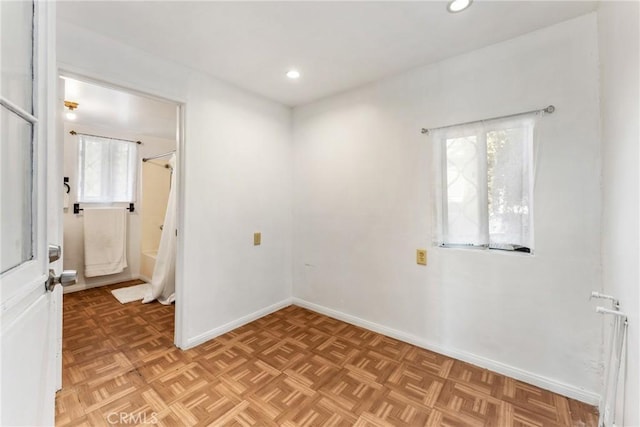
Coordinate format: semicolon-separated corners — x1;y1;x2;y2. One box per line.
83;207;128;277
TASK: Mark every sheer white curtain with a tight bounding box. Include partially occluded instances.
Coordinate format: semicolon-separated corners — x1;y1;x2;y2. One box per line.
143;154;176;305
432;122;488;246
430;114;537;251
77;135;137;203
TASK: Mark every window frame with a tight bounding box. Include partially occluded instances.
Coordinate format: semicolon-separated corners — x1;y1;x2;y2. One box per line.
76;134;138;204
434;116;535;253
0;0;38;275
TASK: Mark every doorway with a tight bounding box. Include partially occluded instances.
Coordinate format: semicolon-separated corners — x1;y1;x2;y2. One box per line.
56;72;184;346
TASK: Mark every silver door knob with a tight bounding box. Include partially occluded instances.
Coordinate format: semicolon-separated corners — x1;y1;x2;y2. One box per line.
46;269;77;292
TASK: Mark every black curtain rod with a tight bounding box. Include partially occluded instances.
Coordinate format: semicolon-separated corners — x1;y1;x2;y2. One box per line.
69;130;142;145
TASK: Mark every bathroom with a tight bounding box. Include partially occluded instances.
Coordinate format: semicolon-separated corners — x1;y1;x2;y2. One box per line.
61;76;178;304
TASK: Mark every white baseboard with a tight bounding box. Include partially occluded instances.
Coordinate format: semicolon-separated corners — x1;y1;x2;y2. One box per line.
292;297;600;406
63;275;140;294
138;274;152;283
183;298;293;350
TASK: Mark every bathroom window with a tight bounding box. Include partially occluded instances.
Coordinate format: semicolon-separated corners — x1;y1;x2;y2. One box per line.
432;115;536;253
77;135;137;203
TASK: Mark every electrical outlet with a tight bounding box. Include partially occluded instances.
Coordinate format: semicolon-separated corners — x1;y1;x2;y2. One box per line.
416;249;427;265
254;232;261;246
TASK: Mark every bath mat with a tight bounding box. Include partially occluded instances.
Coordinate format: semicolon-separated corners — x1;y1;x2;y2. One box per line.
111;283;151;304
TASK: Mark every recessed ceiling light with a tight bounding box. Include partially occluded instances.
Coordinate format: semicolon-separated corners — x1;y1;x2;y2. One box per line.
447;0;472;13
286;69;301;79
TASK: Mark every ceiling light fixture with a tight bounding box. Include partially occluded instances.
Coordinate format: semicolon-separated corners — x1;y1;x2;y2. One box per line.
64;100;78;120
447;0;472;13
286;69;301;79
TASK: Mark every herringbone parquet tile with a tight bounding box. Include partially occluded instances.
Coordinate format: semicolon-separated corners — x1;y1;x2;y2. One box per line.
56;280;598;426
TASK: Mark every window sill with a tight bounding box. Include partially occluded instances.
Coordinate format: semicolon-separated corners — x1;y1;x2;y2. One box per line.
435;244;534;257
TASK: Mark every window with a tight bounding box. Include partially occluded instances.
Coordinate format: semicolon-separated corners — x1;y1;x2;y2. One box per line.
432;115;535;252
1;0;35;273
77;135;137;203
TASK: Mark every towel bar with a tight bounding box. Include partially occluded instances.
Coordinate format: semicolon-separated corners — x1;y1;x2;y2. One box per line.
73;203;135;214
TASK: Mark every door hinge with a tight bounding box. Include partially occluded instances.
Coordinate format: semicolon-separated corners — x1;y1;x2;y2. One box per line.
48;244;61;263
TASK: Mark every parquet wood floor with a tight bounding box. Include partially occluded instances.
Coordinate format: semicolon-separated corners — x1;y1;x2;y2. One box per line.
56;281;598;426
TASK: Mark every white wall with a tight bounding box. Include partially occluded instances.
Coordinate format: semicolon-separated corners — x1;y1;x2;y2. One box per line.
182;73;293;343
57;22;293;346
598;1;640;425
62;122;175;291
293;14;602;402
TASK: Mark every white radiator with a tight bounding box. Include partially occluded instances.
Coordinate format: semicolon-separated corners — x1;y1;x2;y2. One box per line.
591;292;628;427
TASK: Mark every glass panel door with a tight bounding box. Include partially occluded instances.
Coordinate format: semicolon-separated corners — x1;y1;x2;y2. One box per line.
0;1;58;423
0;0;35;274
1;0;33;113
0;108;33;272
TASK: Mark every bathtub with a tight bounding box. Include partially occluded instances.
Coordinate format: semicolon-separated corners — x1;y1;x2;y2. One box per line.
141;250;158;280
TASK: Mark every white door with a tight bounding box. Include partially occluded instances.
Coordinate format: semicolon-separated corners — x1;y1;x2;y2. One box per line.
0;1;62;425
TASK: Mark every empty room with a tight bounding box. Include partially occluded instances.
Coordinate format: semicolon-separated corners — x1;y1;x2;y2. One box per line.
0;1;638;426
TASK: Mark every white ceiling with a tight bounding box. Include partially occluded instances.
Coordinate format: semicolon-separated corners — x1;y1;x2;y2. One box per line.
57;1;598;107
63;77;177;140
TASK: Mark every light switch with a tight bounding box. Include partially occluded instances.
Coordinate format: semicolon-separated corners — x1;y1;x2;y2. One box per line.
254;232;261;246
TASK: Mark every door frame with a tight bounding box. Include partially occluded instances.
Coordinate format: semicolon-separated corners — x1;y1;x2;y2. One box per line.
55;66;187;348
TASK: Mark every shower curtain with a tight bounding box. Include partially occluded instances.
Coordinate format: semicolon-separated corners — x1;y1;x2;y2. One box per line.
143;154;176;305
